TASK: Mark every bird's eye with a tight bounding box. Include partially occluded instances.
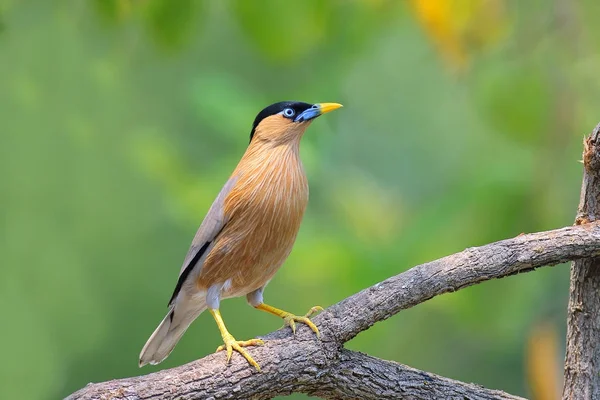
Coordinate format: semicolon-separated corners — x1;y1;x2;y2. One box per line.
282;108;295;118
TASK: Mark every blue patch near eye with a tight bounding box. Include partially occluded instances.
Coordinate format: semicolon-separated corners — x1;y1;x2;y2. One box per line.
294;107;320;122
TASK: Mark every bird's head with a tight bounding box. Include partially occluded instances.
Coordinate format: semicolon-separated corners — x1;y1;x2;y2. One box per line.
249;101;343;144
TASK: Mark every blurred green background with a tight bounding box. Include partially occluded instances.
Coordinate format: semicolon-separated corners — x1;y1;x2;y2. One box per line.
2;0;599;399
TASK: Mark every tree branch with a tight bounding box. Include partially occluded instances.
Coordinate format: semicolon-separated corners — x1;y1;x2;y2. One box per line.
323;223;600;344
563;123;600;399
68;222;600;400
314;350;524;400
68;347;525;400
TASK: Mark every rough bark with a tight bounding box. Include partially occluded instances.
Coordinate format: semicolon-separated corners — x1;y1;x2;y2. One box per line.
68;222;600;400
68;348;524;400
563;124;600;399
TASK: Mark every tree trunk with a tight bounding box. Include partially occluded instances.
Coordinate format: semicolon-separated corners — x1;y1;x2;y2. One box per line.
563;124;600;399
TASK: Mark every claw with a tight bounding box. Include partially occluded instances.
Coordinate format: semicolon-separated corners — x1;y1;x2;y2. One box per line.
305;306;324;318
215;333;264;371
281;306;323;339
256;303;324;339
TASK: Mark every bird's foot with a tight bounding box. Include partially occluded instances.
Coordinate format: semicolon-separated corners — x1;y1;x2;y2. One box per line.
281;306;323;338
215;333;264;371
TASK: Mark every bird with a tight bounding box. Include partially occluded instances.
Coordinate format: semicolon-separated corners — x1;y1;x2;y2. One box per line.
139;101;343;371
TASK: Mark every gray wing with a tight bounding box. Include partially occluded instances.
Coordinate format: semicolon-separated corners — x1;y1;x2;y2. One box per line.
168;176;237;306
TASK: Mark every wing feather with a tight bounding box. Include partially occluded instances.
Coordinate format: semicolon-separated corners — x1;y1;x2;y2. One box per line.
167;176;237;306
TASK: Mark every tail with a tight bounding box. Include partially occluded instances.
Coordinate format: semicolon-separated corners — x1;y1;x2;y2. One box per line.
139;297;206;367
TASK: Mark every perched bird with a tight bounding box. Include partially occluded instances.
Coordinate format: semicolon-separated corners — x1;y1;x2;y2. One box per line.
139;101;343;371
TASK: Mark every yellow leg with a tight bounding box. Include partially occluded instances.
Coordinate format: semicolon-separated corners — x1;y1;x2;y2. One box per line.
209;309;264;371
255;304;323;338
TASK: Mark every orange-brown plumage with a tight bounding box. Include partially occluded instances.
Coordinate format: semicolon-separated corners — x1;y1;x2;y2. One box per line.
139;101;342;370
198;115;310;294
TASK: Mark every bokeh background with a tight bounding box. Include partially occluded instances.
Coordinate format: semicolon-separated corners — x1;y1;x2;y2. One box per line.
2;1;600;399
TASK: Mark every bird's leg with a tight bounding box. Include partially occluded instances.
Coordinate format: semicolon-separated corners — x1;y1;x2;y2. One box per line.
254;303;324;338
208;309;263;371
246;288;323;338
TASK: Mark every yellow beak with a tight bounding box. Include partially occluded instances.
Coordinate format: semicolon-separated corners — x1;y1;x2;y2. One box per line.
316;103;343;115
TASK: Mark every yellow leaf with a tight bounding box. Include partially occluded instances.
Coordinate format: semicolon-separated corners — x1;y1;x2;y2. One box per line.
410;0;509;72
526;322;561;400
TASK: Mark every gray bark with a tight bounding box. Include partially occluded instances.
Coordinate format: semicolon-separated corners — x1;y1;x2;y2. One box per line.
67;222;600;400
68;348;525;400
563;123;600;399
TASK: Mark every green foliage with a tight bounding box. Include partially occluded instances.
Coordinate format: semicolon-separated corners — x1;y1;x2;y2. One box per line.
1;1;598;399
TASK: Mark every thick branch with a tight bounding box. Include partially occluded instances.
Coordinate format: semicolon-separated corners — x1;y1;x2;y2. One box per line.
314;350;524;400
323;223;600;343
563;123;600;399
68;222;600;400
67;347;524;400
